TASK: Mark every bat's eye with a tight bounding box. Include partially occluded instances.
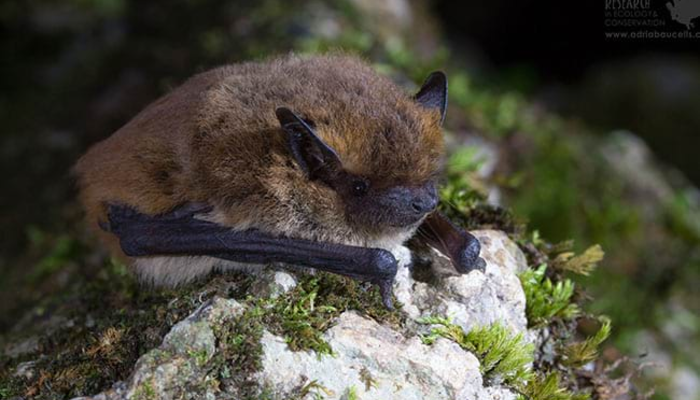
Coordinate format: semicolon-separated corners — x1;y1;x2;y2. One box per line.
352;179;369;196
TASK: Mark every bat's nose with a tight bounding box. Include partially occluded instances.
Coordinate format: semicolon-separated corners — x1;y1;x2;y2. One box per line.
411;186;438;214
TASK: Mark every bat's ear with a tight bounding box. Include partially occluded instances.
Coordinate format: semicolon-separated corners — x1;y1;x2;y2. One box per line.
414;71;448;125
276;107;342;180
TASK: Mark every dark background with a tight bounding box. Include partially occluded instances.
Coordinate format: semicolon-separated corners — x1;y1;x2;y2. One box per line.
434;0;700;185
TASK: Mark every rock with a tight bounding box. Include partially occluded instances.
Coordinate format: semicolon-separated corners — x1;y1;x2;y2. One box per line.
249;269;298;299
257;311;515;400
670;366;700;400
397;230;528;334
13;361;36;381
4;336;40;359
74;298;245;400
72;230;527;400
600;131;673;210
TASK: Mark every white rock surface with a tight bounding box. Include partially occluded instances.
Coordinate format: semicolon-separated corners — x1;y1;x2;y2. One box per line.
397;230;528;334
257;311;515;400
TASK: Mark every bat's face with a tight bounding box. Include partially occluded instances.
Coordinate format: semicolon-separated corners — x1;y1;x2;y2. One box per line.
331;169;439;229
276;72;448;233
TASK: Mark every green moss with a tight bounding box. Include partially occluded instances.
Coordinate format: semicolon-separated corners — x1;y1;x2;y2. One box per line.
439;148;488;215
438;146;526;234
210;303;266;397
518;372;590;400
343;385;360;400
200;271;404;397
419;316;534;386
187;348;211;368
551;245;604;276
133;380;157;400
267;278;337;355
263;272;404;355
561;317;611;368
466;325;534;385
519;264;580;328
0;237;250;400
418;316;590;399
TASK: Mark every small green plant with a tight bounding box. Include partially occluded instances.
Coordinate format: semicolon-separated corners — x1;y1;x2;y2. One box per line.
419;315;590;399
419;316;534;385
187;349;210;367
561;317;611;368
517;372;589;400
439;146;489;218
343;385;360;400
298;379;334;400
519;264;580;327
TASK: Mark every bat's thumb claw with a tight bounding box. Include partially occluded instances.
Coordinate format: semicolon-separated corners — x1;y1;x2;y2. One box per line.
475;257;487;272
167;202;213;219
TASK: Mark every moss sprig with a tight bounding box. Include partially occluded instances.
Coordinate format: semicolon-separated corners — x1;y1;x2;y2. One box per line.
520;265;580;328
418;316;590;400
419;316;534;386
518;371;590;400
561;317;611;368
551;245;605;276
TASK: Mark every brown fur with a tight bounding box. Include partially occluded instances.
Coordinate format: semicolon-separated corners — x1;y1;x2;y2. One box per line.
74;53;444;284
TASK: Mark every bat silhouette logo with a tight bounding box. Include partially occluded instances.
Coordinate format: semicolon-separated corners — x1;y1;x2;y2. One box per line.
667;0;700;29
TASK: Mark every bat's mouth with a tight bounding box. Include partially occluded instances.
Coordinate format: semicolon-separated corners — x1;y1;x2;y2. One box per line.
384;209;433;228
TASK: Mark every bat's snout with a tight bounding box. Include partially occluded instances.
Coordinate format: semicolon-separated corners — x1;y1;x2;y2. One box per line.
410;186;439;215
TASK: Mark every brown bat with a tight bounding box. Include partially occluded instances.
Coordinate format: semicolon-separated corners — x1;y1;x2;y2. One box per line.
73;54;484;308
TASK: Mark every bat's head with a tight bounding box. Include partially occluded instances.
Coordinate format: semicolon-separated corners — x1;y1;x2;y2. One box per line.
275;71;447;233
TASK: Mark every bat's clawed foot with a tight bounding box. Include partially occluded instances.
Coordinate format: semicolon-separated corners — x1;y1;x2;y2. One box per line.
369;249;398;310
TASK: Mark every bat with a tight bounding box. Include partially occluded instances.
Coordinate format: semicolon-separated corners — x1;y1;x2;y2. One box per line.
73;54;485;308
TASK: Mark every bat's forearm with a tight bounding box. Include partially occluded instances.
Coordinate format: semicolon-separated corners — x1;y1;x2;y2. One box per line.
124;223;396;281
104;204;398;307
